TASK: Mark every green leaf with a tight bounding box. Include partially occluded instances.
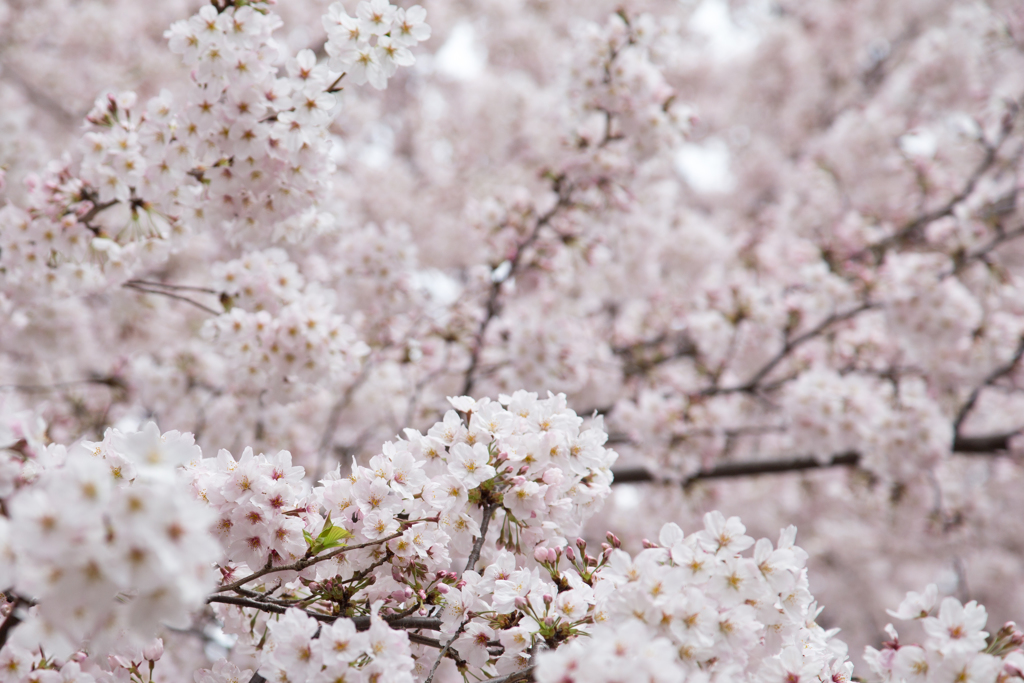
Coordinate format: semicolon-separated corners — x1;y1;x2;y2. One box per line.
307;513;353;555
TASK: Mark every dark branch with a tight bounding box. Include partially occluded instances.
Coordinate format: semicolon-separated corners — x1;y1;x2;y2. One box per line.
465;504;499;573
705;303;874;396
124;282;222;315
216;531;404;593
611;432;1020;486
462;177;572;396
953;336;1024;434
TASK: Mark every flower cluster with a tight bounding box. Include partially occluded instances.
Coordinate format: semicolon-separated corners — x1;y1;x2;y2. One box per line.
0;0;429;297
783;369;951;480
187;392;616;678
1;422;219;658
568;12;692;165
323;0;431;90
535;513;852;683
259;608;416;683
202;249;369;399
864;584;1024;683
185;444;312;571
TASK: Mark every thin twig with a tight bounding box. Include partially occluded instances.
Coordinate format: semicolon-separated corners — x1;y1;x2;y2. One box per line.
855;109;1018;260
479;667;536;683
124;282;222;315
953;335;1024;434
464;504;499;573
704;303;874;396
216;531;404;593
462;177;572;396
125;279;219;294
424;617;469;683
0;376;123;392
610;431;1021;487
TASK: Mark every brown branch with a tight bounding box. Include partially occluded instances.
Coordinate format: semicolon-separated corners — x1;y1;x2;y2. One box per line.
125;279;219;294
462;177;572;396
0;600;23;650
953;336;1024;434
857;110;1017;260
124;282;222;315
480;667;536;683
611;431;1021;486
208;595;443;632
704;303;874;396
950;224;1024;276
612;333;697;377
0;375;124;393
425;617;469;683
215;531;404;593
465;504;499;573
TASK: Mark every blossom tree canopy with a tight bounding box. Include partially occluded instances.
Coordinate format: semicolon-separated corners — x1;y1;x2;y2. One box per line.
2;0;1024;681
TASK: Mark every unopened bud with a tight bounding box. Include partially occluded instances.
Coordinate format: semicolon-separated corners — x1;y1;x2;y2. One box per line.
543;594;553;605
576;537;586;552
392;566;404;582
606;532;621;548
586;554;597;566
544;616;555;627
143;638;164;662
437;583;450;595
534;547;550;563
565;546;575;561
642;538;656;549
547;548;558;564
514;596;529;609
456;580;466;590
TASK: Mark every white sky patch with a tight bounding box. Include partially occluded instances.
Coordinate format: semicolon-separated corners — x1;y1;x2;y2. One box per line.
410;268;462;312
675;138;735;193
435;22;487;81
614;484;641;510
688;0;760;61
899;129;938;159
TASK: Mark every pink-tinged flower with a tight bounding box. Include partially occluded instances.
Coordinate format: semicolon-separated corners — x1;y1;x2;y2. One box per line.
448;442;496;488
888;583;939;620
922;597;989;653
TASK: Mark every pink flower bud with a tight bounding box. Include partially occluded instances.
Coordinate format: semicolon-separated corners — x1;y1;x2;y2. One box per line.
534;546;549;563
514;596;528;609
143;638;164;662
576;537;586;551
543;594;553;605
547;548;558;564
565;546;575;561
437;584;450;595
